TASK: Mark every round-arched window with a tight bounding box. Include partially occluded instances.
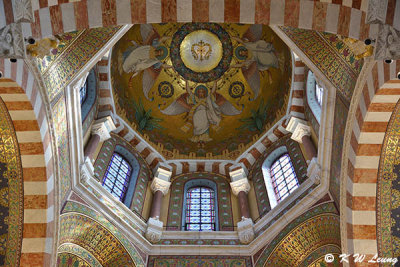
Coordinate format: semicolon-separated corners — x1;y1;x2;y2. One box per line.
102;153;132;201
269;153;299;202
184;186;216;231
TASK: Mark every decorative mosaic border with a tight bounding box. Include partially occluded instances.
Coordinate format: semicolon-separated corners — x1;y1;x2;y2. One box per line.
58;243;102;267
148;255;252;267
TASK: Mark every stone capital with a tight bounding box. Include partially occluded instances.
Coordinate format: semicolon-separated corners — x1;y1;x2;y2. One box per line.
0;23;26;59
237;217;255;244
366;0;389;25
91;116;116;142
307;157;321;185
13;0;34;23
229;167;246;182
375;24;400;60
230;178;251;196
151;177;171;195
154;167;172;182
291;123;311;143
145;217;163;243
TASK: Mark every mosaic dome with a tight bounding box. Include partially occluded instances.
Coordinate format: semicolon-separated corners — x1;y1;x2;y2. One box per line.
111;23;292;159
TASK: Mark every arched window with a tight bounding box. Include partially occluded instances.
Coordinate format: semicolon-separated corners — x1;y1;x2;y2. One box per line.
81;68;97;121
102;152;132;201
262;146;299;209
79;80;88;105
270;153;299;202
306;71;323;123
182;179;218;231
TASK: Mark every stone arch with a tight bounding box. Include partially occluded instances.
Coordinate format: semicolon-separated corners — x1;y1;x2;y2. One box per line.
342;59;400;262
26;1;373;41
0;59;56;266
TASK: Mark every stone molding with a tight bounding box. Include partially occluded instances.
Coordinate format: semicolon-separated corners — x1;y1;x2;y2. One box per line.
145;217;163;243
291;123;311;143
307;157;321;185
13;0;34;23
150;177;171;195
237;217;255;244
230;178;251;196
229;168;246;182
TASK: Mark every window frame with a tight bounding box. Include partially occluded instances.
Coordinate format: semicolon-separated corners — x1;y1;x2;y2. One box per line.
81;68;97;121
270;153;299;202
306;70;323;123
102;152;132;201
182;179;219;231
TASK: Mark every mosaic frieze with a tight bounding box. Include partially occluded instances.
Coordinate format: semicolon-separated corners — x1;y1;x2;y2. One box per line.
0;98;23;266
255;213;341;266
377;100;400;261
156;238;239;246
166;172;234;231
94;133;152;216
280;27;363;105
148;255;252;267
62;201;145;265
57;253;92;267
329;93;349;208
42;27;121;101
58;243;102;267
53;94;71;203
249;135;308;217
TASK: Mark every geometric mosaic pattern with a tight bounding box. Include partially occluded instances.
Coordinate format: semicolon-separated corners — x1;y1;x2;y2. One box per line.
148;255;252;267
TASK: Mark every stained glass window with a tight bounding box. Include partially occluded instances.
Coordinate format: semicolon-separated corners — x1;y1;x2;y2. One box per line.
102;153;132;201
270;153;299;202
315;83;323;107
185;187;215;231
79;80;88;105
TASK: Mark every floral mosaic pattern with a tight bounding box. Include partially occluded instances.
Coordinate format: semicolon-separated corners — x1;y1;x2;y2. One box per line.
0;98;23;266
94;133;152;216
377;100;400;260
148;255;252;267
57;253;92;267
58;243;102;267
166;173;234;231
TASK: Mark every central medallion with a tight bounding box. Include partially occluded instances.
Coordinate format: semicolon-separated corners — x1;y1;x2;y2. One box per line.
180;30;223;73
170;23;233;83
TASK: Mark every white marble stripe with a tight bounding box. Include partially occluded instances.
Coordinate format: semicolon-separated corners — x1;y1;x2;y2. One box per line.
350;240;378;254
4;58;11;78
290;111;305;119
16;131;42;143
346;208;376;225
87;0;103;28
44;144;52;165
255;142;266;154
135;141;147;153
24;209;47;223
368;23;379;40
354;156;380;169
294;66;304;75
205;161;213;172
390;60;398;79
26;73;34;99
177;0;192;22
39;8;53;38
348;144;356;166
47;174;54;194
40;117;48;140
364;112;392;122
0;1;6;31
34;93;42;116
246;153;256;165
298;0;314;30
366;73;375;102
24;182;47;195
97;65;109;74
146;0;161;23
342;0;352;7
377;61;385;88
22;23;33;40
293;82;304;90
146;152;157;166
21;155;46;168
267;133;278;142
278;125;289;134
123;131;134;142
16;60;23;86
291;98;304;106
8;110;36;120
189;162;196;172
351;183;377;197
175;162;182;174
380;82;400;89
116;0;132;25
325;3;340;34
48;0;58;7
31;0;39;11
358;132;385;144
45;237;54;254
358;92;367;118
0;94;29;101
209;0;224;22
394;0;400;31
270;0;285;25
352;118;361;141
61;3;77;33
348;7;361;39
360;0;368;12
240;0;255;24
219;162;226;175
371;95;400;103
21;238;46;253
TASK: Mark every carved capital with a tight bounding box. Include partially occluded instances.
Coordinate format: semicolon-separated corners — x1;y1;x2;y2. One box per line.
237;217;255;244
375;24;400;60
91;116;116;142
145;217;163;243
291;123;311;143
307;157;321;185
151;177;171;195
366;0;388;25
80;157;94;183
229;167;246;182
0;23;25;59
13;0;33;23
286;117;307;133
154;167;172;181
230;178;251;196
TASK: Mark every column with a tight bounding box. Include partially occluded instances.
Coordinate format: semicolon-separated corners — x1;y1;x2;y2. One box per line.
286;117;321;184
229;168;254;244
145;167;172;243
84;116;116;161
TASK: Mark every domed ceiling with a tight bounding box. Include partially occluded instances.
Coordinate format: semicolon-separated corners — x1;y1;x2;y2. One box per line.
111;23;292;159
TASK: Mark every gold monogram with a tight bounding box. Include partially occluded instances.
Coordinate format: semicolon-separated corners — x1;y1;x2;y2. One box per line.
191;40;212;61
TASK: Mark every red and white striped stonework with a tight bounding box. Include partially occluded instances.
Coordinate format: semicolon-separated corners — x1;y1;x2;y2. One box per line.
291;56;306;120
345;60;400;266
12;0;379;41
0;59;56;266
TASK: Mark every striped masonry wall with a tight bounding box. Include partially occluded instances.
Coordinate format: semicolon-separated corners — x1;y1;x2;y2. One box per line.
1;0;387;42
0;59;55;266
346;60;400;266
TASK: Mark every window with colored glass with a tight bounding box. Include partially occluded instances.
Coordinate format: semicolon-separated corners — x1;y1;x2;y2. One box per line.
102;153;132;201
79;79;88;105
315;82;323;107
185;187;216;231
270;153;299;202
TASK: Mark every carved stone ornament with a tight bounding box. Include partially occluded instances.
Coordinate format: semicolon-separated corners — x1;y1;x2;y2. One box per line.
154;167;172;181
286;117;308;133
150;177;171;195
230;178;251;196
366;0;389;25
0;23;25;59
145;217;163;243
375;24;400;60
307;157;321;185
91;116;116;142
12;0;34;23
80;157;95;183
291;123;311;143
229;167;246;182
237;217;255;244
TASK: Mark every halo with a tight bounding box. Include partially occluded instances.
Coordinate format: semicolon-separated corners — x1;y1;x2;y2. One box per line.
194;85;209;97
156;45;168;60
235;46;248;60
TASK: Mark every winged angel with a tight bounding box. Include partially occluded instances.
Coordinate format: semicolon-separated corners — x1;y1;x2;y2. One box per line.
160;80;242;147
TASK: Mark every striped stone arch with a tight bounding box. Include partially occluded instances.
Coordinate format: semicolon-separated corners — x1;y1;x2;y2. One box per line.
0;59;56;266
343;59;400;264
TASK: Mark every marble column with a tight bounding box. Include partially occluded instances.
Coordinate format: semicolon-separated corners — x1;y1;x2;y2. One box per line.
84;116;116;161
230;168;254;244
145;167;172;243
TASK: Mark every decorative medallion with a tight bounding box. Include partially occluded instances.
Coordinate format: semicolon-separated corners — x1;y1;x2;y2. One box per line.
229;81;245;98
158;81;174;98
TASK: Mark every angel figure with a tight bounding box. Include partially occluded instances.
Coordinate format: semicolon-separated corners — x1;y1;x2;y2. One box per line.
231;25;280;99
160;79;242;147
